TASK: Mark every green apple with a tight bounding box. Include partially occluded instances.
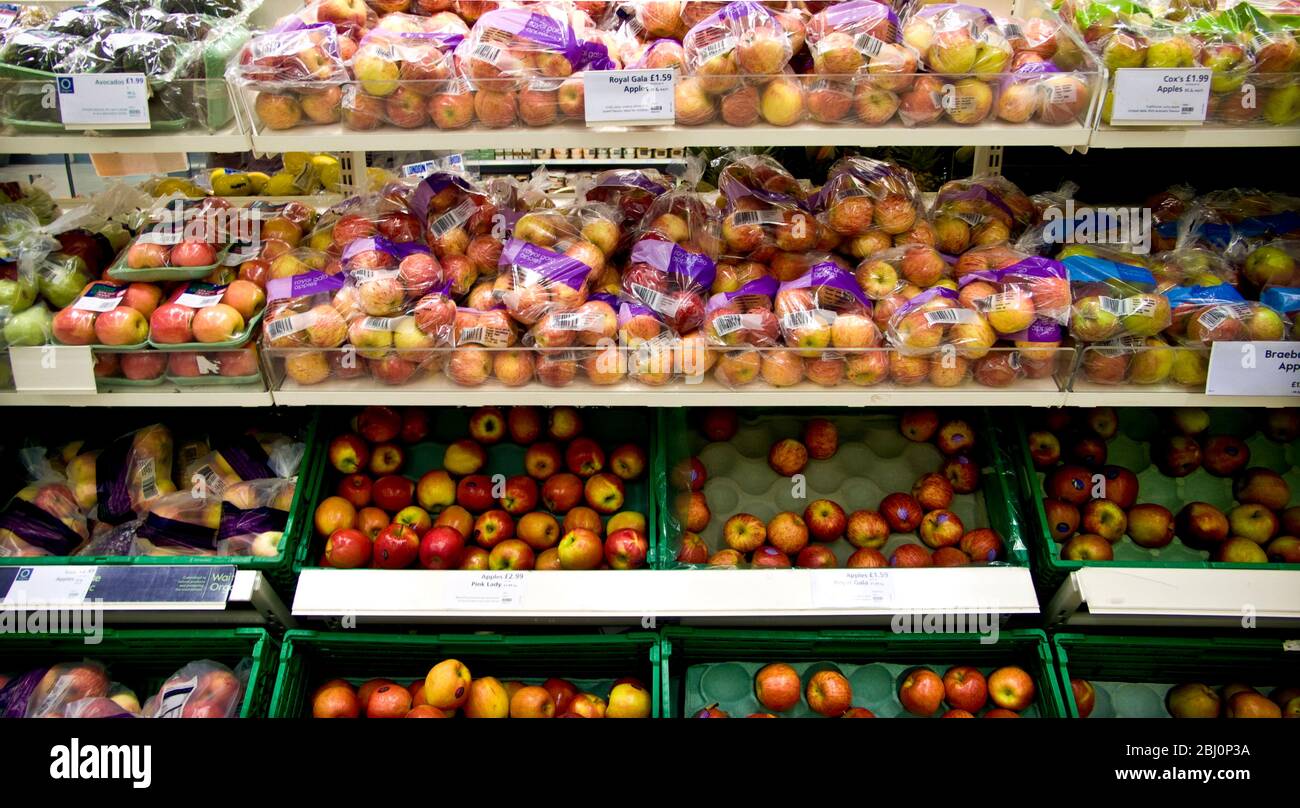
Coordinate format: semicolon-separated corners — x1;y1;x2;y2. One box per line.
2;303;52;346
0;277;36;313
1245;245;1296;288
1144;36;1195;68
1262;85;1300;126
37;258;90;309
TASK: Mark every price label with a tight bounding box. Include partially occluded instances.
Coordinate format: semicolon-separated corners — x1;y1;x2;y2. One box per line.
9;346;96;392
445;571;527;608
583;69;676;125
810;569;895;608
1110;68;1211;124
1206;341;1300;397
0;567;97;606
55;74;151;130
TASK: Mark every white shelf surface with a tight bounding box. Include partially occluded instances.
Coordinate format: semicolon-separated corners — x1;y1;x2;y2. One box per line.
1090;125;1300;149
0;386;273;407
1047;567;1300;628
291;567;1039;625
270;375;1069;407
0;125;250;155
251;120;1095;153
1067;380;1297;408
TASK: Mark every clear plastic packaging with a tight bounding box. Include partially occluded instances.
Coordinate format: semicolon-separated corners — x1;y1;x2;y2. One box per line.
854;245;953;298
1064;254;1172;342
621;238;717;334
774;259;875;356
1165;284;1289;344
886;286;997;357
807;0;903;78
142;659;247;718
815;156;924;239
703;273;780;346
955;255;1072;337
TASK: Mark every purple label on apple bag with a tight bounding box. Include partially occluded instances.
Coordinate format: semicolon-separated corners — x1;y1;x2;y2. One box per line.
0;498;84;555
706;274;779;314
914;3;997;26
501;239;594;291
822;0;901;38
217;503;288;543
342;236;431;268
266;270;344;302
999;256;1068;281
629;240;717;289
895;285;960;317
938;185;1017;222
1007;317;1064;343
478;7;581;66
592;169;668;196
719;176;806;211
0;667;46;717
617;300;658;326
138;512;218;552
589;290;619;308
411;173;480;222
715;0;780;26
779;262;870;310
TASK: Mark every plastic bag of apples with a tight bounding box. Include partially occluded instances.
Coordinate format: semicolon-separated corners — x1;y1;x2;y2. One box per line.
1063;254;1172;343
716;152;815;259
955;255;1072;339
815;156;924;241
142;659;250;718
774;258;876;356
886;286;996;357
0;446;92;557
229;23;351;131
703;273;780;347
1261;286;1300;339
1165;284;1289;345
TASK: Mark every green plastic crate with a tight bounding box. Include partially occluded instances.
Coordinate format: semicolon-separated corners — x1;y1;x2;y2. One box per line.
268;629;662;718
293;407;659;572
654;407;1032;569
0;408;322;595
661;627;1065;718
0;627;276;717
1013;408;1300;594
1052;633;1300;718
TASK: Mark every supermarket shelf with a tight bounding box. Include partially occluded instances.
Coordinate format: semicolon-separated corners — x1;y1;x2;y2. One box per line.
251;120;1096;153
1067;381;1297;408
0;125;251;155
0;569;293;628
1090;125;1300;149
271;376;1069;407
0;386;273;407
464;158;686;168
1046;567;1300;628
291;567;1039;625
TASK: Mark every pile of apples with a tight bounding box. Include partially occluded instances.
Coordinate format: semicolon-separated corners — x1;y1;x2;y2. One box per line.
699;661;1037;718
315;404;650;570
311;658;652;718
1069;677;1300;719
673;407;1003;568
1032;406;1299;564
0;659;244;718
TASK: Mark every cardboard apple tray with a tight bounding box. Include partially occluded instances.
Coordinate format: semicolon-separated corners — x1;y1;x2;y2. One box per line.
291;406;658;572
0;627;277;718
267;630;662;718
654;408;1030;569
1053;634;1300;719
1015;407;1300;592
661;627;1066;718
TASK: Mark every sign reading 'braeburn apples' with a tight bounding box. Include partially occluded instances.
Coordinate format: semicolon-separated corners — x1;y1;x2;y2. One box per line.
1206;342;1300;396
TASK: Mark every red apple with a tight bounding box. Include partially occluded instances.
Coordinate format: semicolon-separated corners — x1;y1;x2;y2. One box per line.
418;525;465;570
899;667;945;716
373;523;419;569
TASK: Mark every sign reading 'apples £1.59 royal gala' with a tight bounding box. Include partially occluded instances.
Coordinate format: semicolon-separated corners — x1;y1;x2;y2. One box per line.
1110;68;1212;124
1206;341;1300;396
583;69;676;125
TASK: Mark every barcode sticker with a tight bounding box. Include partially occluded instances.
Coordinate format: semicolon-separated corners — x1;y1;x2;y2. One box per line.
693;35;736;63
1002;23;1023;40
457;325;486;345
632;283;682;317
780;308;831;330
361;316;402;332
1126;296;1156;317
350;268;400;282
731;209;784;226
550;311;583;331
265;310;317;341
854;33;885;57
176;284;227;308
1099;297;1126;315
72;283;127;312
430;198;475;238
191;464;226;497
471;42;503;64
138;457;159;502
923;308;966;325
711;313;745;336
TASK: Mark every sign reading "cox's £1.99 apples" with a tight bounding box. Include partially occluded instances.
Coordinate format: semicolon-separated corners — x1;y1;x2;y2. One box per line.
583;69;676;125
1110;68;1212;124
1206;342;1300;396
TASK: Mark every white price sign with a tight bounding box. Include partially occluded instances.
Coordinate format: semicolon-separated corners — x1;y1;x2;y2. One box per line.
445;571;528;608
1206;341;1300;396
55;74;151;129
583;69;676;125
3;566;97;606
810;569;895;608
9;345;96;392
1110;68;1211;124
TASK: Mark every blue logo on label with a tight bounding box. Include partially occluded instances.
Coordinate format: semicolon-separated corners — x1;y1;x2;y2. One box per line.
57;77;73;93
17;568;32;580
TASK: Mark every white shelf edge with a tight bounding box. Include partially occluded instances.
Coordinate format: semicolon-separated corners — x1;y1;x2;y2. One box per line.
291;567;1039;624
1090;125;1300;149
0;387;273;407
1049;567;1300;627
0;126;250;155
